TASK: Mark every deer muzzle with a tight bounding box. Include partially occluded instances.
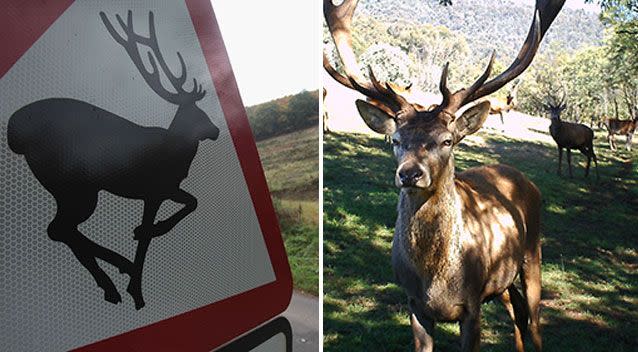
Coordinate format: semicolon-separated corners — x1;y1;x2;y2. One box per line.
396;163;430;188
203;124;220;141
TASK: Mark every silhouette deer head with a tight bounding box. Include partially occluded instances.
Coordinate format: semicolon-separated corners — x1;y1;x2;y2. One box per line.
100;11;219;142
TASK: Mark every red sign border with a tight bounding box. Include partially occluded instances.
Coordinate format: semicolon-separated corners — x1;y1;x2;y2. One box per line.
1;0;293;351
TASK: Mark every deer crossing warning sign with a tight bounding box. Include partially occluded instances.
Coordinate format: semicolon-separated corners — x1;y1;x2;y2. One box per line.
0;0;292;350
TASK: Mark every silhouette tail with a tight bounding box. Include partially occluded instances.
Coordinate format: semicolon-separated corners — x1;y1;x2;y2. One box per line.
7;108;31;155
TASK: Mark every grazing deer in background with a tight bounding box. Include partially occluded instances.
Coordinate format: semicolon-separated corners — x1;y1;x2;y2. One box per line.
7;11;219;310
488;79;521;125
599;116;637;151
324;0;565;350
539;87;599;179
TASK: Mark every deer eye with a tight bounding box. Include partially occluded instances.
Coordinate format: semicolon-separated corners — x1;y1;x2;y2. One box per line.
442;139;453;147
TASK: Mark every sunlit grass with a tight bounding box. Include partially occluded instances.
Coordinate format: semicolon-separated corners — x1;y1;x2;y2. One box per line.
323;128;638;351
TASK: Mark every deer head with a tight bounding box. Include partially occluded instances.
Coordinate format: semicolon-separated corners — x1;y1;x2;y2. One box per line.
324;0;564;190
100;11;219;142
538;83;567;120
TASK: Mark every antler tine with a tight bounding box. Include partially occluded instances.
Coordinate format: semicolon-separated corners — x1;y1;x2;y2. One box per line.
324;0;363;82
439;62;452;109
460;0;565;105
100;11;204;104
457;51;495;107
324;0;415;120
323;52;355;89
100;11;176;104
144;12;189;93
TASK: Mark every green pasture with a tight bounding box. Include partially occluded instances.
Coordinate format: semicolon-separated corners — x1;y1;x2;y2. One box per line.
323;128;637;351
256;125;319;295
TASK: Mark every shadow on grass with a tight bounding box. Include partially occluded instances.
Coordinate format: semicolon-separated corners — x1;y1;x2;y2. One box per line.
324;131;638;351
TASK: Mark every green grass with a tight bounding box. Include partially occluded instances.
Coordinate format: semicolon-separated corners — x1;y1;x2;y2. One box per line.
257;125;319;199
256;126;319;295
323;128;638;351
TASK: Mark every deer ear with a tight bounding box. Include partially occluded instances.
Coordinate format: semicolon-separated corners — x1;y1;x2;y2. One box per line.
452;101;490;143
355;100;397;135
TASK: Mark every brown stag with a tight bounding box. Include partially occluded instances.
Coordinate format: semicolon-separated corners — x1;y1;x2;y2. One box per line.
324;0;565;351
600;116;637;151
539;87;599;179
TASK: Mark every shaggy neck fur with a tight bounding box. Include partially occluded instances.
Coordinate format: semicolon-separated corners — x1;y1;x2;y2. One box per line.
396;158;464;279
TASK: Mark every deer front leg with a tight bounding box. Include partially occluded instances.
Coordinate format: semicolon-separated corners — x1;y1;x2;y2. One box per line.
460;310;481;352
144;189;198;239
128;199;161;310
557;147;562;175
566;149;573;178
409;299;435;352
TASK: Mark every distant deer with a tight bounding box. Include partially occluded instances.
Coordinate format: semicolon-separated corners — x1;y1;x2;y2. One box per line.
539;87;599;179
599;116;637;151
6;11;219;310
324;0;565;351
488;79;521;125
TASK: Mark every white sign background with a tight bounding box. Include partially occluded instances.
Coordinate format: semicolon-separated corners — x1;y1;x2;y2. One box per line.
0;1;275;350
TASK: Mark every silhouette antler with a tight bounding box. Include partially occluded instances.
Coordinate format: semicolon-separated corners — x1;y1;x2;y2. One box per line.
100;11;206;105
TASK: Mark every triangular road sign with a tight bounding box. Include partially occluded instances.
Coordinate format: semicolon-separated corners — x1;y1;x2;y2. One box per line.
0;0;292;350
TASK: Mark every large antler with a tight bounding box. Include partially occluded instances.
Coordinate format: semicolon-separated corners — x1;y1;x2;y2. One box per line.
441;0;565;113
324;0;417;121
324;0;566;122
545;82;567;109
100;11;206;105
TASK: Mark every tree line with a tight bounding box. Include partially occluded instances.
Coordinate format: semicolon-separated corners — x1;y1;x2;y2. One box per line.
246;90;319;141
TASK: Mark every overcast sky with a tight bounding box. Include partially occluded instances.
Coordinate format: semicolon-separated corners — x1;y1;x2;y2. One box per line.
212;1;320;106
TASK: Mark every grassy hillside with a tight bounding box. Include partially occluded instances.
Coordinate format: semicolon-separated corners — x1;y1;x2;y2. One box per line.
323;128;637;351
247;89;319;295
256;126;319;200
253;119;319;295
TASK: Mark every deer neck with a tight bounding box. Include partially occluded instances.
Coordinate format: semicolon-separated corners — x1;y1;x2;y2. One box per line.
168;105;202;143
396;159;463;278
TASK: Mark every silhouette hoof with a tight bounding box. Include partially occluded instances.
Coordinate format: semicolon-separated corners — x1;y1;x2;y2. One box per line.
126;282;145;310
134;299;146;310
104;289;122;304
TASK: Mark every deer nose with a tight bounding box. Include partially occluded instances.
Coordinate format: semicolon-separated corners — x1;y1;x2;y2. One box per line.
398;168;424;187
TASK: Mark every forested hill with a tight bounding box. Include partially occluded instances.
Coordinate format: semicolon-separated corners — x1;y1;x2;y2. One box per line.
356;0;602;61
245;90;318;141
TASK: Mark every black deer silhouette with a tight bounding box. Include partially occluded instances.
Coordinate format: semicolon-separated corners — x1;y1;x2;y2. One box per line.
6;11;219;309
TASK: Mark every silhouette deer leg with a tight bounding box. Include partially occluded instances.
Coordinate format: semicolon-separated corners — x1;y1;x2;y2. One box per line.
145;189;198;239
609;134;616;151
566;149;573;178
500;286;528;352
127;190;197;309
48;193;124;304
627;133;633;151
557;147;562;175
127;199;161;310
